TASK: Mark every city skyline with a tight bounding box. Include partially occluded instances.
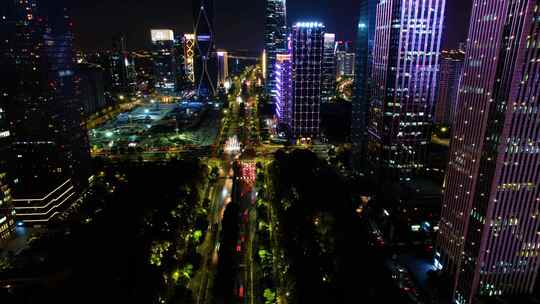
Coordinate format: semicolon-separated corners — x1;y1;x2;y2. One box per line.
3;0;540;303
69;0;472;51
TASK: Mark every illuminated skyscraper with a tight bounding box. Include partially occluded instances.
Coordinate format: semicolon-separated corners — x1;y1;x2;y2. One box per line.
0;0;90;225
290;22;325;139
0;106;14;243
335;41;355;78
336;54;355;78
217;50;229;87
109;35;136;95
275;53;292;130
368;0;445;178
183;33;196;84
321;33;336;103
434;50;464;126
351;0;376;157
437;1;540;303
193;0;217;97
264;0;287;99
151;29;177;95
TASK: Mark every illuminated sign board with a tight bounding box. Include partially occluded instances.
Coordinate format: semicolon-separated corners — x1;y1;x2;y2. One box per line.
151;29;174;42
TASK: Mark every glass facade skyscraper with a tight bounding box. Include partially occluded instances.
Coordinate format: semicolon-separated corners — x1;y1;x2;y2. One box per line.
368;0;445;178
151;29;177;95
321;33;336;103
0;0;90;225
290;22;325;139
109;35;136;96
264;0;287;99
351;0;376;154
0;105;14;243
434;50;464;126
336;51;355;78
437;1;540;303
193;0;217;98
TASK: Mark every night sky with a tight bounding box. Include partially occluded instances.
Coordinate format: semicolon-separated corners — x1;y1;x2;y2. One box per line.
70;0;473;51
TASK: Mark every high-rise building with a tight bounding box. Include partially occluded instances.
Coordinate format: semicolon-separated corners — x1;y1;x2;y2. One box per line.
264;0;288;99
151;29;177;95
351;0;377;155
132;51;154;95
217;50;229;87
275;53;292;130
109;35;136;95
290;22;325;139
437;2;540;303
321;33;336;103
335;41;355;78
0;0;90;225
0;106;15;244
78;63;106;116
434;50;464;126
193;0;217;98
173;33;188;92
183;33;196;84
368;0;445;178
336;53;355;78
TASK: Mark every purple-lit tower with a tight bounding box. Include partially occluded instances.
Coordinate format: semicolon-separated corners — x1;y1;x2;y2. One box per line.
437;1;540;303
290;22;325;139
275;53;292;131
368;0;445;178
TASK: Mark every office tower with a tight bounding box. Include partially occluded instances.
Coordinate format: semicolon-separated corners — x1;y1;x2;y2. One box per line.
109;35;136;95
336;53;355;78
264;0;288;98
0;106;15;243
434;50;464;126
275;53;292;129
351;0;377;154
132;51;154;95
78;63;106;116
321;33;336;103
437;1;540;303
290;22;325;139
173;34;185;92
183;33;196;84
217;50;229;87
193;0;217;98
368;0;445;178
151;29;177;95
0;0;90;225
335;41;355;78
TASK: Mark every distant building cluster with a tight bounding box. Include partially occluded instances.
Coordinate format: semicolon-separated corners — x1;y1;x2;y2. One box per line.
0;0;242;243
1;1;540;303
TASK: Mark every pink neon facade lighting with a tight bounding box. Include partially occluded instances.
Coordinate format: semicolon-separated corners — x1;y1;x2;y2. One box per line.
437;1;540;303
368;0;445;176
